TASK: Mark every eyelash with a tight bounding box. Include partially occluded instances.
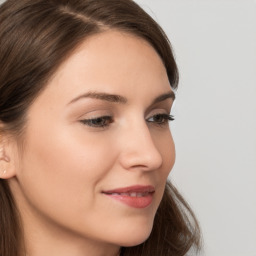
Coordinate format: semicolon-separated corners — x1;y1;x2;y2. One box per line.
80;116;113;128
80;114;174;128
147;114;174;125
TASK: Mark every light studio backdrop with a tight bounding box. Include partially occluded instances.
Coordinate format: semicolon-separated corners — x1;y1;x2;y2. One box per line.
0;0;255;256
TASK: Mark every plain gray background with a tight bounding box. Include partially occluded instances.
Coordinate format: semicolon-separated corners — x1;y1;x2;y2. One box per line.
1;0;255;255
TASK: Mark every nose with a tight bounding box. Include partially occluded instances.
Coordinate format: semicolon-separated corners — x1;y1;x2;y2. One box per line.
118;122;163;172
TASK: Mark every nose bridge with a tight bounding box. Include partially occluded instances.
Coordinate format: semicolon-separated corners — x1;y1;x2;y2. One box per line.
119;119;163;171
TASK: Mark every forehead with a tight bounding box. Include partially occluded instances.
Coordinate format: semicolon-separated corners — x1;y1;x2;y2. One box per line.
56;31;168;82
35;30;171;108
60;30;165;72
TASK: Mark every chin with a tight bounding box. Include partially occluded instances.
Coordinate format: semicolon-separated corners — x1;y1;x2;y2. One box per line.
116;221;153;247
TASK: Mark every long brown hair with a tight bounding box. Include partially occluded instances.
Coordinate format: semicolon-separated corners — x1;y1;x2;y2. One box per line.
0;0;201;255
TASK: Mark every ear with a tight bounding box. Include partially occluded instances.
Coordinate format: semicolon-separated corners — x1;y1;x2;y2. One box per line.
0;134;17;179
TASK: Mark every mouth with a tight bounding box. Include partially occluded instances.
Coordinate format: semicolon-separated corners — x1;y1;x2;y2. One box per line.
102;185;155;208
104;191;153;197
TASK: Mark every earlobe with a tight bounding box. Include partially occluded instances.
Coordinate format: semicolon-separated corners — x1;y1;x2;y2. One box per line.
0;169;7;179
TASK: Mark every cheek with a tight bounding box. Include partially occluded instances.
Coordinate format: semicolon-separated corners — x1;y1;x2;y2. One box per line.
164;135;176;173
154;130;176;177
15;125;121;241
22;121;112;175
17;123;115;216
151;130;175;204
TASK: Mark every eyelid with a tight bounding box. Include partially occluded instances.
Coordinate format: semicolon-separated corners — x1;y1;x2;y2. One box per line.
78;108;114;129
146;113;174;122
146;108;175;127
76;106;114;118
146;106;171;117
80;115;113;128
146;100;173;114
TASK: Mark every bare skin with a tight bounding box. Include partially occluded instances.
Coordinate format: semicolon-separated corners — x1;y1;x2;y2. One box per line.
2;30;175;256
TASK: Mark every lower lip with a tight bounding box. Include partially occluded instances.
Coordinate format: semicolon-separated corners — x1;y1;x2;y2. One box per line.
104;193;154;208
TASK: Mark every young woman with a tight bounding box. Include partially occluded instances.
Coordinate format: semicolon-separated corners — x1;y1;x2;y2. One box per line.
0;0;201;255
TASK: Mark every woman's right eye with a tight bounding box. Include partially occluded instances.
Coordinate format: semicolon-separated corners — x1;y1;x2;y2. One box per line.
80;116;113;128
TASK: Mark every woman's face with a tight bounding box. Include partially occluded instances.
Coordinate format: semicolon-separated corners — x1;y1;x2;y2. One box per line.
9;31;175;253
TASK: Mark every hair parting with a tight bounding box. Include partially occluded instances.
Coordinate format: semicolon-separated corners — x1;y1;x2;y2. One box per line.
0;1;201;255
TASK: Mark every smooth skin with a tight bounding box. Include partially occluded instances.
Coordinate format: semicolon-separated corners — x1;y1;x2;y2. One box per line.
2;30;176;256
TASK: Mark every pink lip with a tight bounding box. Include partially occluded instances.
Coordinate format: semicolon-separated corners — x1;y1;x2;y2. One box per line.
102;185;155;209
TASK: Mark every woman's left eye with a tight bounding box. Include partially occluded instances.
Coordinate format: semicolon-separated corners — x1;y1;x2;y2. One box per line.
80;116;113;128
146;114;174;125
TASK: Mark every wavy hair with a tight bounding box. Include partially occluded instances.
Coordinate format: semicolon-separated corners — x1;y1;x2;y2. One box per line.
0;1;201;255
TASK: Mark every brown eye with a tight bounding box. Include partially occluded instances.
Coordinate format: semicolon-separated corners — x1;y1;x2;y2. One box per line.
147;114;174;125
81;116;113;128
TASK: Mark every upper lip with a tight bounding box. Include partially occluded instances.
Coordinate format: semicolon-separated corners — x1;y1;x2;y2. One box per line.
102;185;155;194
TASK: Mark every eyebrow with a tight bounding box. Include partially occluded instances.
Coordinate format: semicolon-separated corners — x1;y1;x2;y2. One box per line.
152;91;176;104
68;90;175;105
68;92;127;104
